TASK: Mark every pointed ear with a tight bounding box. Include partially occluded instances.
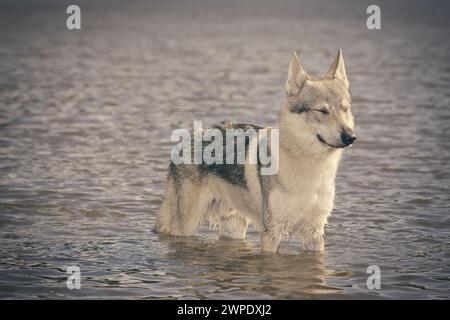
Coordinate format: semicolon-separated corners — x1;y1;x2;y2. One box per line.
286;52;309;96
326;49;349;89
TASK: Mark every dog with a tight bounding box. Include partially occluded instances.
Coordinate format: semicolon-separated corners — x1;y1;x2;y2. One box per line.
155;49;356;252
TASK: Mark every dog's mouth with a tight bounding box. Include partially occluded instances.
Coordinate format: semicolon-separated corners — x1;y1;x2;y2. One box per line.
317;134;346;149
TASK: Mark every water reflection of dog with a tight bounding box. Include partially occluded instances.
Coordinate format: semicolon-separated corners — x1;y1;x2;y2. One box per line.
159;234;345;298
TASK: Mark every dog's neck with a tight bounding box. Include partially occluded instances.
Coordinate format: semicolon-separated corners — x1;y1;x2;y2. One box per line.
280;141;342;167
276;144;342;194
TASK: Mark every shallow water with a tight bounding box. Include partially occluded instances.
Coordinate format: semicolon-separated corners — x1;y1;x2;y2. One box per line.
0;0;449;299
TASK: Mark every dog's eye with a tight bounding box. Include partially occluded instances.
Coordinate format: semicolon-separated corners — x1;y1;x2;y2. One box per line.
290;104;310;114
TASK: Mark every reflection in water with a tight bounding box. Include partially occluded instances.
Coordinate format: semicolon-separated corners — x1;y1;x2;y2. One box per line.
161;235;344;299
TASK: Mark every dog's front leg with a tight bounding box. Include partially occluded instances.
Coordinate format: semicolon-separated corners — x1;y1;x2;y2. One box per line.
261;229;282;252
300;235;324;251
298;225;325;252
260;209;282;252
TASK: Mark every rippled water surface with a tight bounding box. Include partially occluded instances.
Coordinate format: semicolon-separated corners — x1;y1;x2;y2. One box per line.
0;0;449;299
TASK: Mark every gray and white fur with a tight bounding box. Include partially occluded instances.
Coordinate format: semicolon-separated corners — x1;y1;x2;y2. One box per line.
155;49;356;252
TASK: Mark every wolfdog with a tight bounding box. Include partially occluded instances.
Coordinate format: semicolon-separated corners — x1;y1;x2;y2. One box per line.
155;49;356;252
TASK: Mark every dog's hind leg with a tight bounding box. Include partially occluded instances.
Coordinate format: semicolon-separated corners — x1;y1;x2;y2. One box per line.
217;210;249;240
156;175;204;236
155;176;178;234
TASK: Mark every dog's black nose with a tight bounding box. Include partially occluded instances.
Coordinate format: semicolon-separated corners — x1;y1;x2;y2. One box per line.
341;132;357;146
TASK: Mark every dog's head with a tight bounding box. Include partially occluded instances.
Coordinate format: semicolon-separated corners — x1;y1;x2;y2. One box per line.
280;49;356;154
